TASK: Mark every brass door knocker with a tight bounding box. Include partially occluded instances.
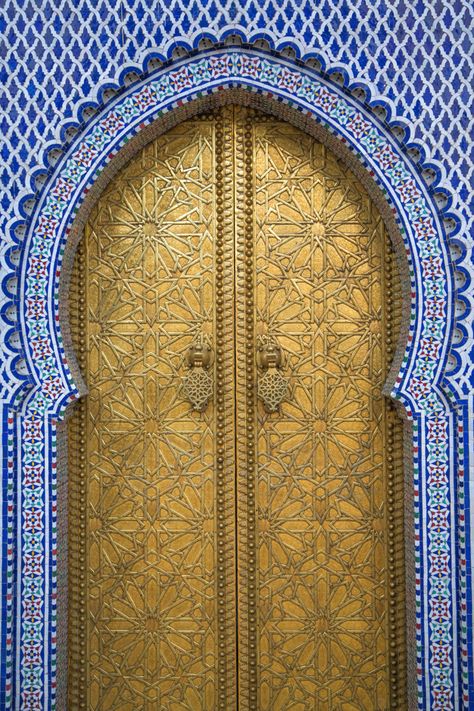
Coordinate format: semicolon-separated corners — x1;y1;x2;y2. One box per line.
256;335;289;412
182;335;213;412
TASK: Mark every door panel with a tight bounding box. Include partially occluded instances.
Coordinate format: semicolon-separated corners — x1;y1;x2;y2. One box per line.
248;113;403;709
69;106;406;710
68;114;237;710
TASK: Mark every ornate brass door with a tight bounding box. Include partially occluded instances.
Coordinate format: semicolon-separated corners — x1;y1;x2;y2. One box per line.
69;106;406;710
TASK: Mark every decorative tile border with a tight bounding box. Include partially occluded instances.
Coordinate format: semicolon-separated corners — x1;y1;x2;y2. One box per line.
0;46;467;709
1;406;15;708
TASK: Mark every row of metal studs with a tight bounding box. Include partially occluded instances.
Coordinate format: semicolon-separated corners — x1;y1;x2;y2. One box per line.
384;228;406;708
214;110;230;710
243;112;258;710
69;239;88;709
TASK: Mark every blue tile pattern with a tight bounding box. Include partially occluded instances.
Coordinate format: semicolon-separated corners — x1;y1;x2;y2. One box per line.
0;3;473;710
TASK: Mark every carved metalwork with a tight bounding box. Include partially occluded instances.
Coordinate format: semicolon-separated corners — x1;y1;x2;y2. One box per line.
247;112;406;710
182;335;213;411
69;105;406;710
256;335;289;412
68;112;238;710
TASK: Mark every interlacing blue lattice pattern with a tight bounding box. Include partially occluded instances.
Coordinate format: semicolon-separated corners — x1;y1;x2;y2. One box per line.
0;3;472;710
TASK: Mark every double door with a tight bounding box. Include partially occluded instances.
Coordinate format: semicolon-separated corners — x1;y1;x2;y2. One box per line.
68;105;406;710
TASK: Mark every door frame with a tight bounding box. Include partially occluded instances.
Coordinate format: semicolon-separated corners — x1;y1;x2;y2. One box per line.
4;44;467;709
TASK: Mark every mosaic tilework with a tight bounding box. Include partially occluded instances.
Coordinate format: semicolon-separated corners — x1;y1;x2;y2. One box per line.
0;3;472;710
5;47;461;710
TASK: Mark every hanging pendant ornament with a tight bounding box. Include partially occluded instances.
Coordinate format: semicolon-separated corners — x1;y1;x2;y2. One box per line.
256;335;289;413
182;334;214;412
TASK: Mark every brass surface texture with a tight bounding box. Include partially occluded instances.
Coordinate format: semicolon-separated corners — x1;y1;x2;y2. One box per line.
248;113;405;710
69;106;405;710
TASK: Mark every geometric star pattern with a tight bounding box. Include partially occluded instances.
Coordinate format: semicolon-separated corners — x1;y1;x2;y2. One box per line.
69;116;222;709
69;106;405;709
0;3;470;708
253;116;405;709
1;2;472;236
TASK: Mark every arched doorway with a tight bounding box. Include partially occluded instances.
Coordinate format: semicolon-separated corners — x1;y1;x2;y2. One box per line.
68;105;406;710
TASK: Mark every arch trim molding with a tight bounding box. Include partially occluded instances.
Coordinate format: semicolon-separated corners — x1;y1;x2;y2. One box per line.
5;46;465;710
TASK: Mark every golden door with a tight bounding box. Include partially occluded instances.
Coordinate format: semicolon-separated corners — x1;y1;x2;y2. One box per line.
68;106;406;710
